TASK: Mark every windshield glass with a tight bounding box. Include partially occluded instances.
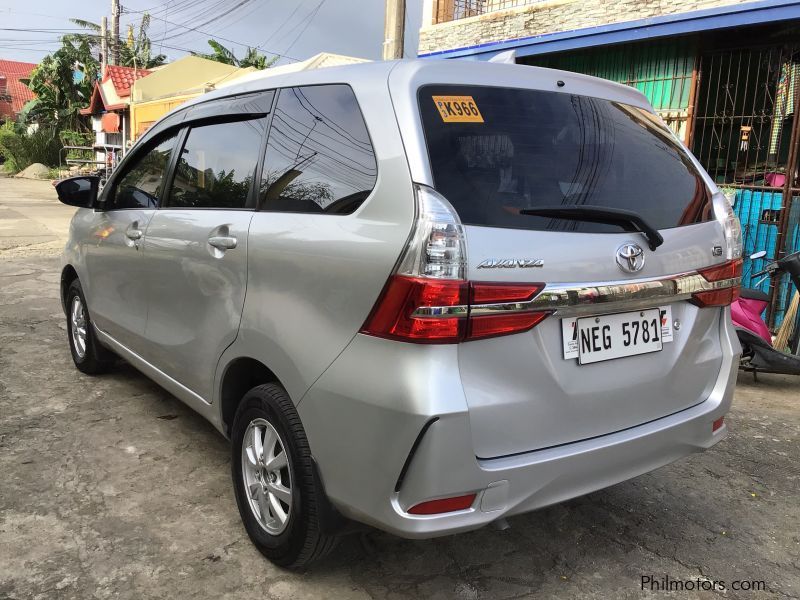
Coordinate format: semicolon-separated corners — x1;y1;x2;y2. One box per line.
419;85;711;233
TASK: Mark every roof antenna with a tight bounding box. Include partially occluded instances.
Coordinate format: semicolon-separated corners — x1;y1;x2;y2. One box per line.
489;49;517;64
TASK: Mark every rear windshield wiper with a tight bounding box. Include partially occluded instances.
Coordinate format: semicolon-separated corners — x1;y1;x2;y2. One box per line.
519;205;665;251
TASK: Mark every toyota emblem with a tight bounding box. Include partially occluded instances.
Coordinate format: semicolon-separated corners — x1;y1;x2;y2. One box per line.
616;242;645;273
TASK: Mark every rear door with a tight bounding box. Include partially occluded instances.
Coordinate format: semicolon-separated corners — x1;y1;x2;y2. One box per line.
139;93;272;401
408;78;731;458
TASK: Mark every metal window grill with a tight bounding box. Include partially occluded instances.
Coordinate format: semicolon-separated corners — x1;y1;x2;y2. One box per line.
526;40;697;143
691;44;800;327
433;0;547;23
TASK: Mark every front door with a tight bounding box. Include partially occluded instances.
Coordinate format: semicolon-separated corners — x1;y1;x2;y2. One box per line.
84;132;179;352
140;116;266;401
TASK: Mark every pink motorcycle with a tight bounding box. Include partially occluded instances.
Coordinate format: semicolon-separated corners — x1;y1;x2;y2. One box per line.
732;250;800;377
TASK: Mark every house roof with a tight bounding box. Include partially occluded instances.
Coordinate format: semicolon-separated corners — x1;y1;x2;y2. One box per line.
103;64;151;97
81;64;153;116
418;0;800;60
0;59;37;119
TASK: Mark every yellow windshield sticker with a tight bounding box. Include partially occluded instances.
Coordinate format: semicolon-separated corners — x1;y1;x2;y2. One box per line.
432;95;484;123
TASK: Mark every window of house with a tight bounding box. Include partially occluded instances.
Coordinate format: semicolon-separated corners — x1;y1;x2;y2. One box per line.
260;85;377;214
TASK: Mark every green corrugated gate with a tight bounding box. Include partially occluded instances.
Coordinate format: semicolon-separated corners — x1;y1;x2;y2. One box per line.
523;39;697;142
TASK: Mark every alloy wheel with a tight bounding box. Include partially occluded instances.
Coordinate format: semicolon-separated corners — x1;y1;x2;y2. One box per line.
241;418;293;535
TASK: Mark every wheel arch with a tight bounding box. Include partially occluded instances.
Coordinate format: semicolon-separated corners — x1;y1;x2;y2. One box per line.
60;264;79;315
219;357;282;437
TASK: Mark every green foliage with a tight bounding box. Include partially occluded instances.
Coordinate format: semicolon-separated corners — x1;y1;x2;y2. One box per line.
193;40;277;70
24;37;98;131
59;129;93;147
70;14;166;69
0;126;62;170
0;121;19;172
119;14;167;69
23;14;167;131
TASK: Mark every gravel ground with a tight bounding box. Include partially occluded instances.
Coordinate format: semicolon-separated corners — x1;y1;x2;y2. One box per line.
1;178;799;599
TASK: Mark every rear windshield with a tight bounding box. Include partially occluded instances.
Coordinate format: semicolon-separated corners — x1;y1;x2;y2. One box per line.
419;85;711;233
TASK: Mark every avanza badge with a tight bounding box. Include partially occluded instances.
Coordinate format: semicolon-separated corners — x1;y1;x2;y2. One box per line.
432;95;484;123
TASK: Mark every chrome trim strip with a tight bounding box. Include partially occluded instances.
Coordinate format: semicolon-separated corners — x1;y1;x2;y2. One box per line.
411;271;740;319
411;305;469;317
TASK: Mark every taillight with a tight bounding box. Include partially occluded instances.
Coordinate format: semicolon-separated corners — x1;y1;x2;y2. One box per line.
468;282;548;341
360;185;550;344
712;191;743;260
361;276;468;343
690;258;742;307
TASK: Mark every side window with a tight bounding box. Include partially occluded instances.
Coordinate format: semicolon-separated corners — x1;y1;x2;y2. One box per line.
106;133;177;210
260;85;377;214
167;118;266;210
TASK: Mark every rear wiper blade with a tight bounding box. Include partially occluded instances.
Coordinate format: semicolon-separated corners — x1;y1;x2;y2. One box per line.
519;205;664;251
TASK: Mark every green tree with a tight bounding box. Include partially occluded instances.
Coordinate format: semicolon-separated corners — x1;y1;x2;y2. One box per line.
69;15;166;69
23;36;98;130
194;40;277;70
119;14;167;69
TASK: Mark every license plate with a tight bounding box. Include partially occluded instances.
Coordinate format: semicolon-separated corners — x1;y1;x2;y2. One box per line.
563;308;664;365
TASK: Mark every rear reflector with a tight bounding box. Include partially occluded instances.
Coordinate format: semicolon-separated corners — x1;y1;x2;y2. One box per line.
408;493;477;515
712;416;725;432
360;276;548;343
690;258;742;307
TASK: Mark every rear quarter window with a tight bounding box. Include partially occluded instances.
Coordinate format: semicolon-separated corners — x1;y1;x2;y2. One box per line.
260;84;377;215
419;85;711;233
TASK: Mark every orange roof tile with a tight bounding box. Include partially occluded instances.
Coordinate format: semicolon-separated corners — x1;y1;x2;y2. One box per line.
102;64;152;97
0;59;37;119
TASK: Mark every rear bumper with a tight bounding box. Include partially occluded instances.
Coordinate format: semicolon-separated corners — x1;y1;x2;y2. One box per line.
297;312;739;539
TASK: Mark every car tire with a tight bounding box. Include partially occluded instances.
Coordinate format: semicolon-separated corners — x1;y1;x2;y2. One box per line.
231;383;337;568
65;279;115;375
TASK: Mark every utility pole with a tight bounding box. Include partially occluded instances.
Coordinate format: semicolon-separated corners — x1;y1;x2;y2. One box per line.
382;0;406;60
111;0;120;65
100;16;108;72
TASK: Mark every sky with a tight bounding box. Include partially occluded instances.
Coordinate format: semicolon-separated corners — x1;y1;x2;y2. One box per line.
0;0;425;66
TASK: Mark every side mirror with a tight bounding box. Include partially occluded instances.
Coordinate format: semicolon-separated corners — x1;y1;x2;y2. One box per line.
750;250;767;260
55;176;100;208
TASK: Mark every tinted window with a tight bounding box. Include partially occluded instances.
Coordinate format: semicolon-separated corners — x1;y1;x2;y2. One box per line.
420;85;711;232
260;85;377;214
107;133;177;210
167;118;266;209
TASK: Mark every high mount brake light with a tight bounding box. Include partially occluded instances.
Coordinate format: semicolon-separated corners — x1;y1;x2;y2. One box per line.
690;258;742;307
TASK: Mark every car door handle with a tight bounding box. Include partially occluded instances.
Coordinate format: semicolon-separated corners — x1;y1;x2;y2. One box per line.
126;228;143;240
208;235;237;250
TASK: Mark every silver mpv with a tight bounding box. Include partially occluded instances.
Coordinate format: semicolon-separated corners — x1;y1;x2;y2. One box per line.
57;60;742;567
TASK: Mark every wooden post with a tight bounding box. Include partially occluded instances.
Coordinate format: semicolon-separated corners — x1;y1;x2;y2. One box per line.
111;0;120;66
101;16;108;73
383;0;406;60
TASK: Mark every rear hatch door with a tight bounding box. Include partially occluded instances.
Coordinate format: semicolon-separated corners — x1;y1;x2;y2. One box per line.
405;74;730;458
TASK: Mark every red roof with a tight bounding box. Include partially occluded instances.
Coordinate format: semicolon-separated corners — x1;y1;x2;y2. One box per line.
0;59;37;120
102;64;151;98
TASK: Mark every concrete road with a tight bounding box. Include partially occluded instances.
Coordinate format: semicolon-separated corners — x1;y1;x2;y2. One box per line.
1;178;799;599
0;176;75;257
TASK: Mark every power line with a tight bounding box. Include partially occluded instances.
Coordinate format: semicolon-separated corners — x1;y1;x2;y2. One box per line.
258;0;307;49
122;3;300;61
282;0;326;55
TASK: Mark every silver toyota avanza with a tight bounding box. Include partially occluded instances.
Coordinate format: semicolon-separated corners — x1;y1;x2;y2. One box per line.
56;60;742;567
